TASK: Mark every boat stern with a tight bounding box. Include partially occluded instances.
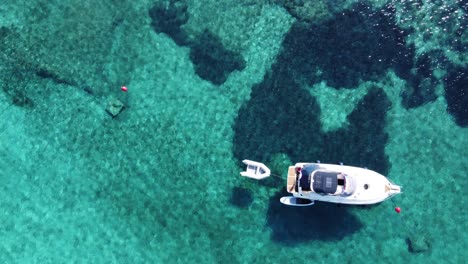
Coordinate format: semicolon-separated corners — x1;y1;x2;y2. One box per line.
286;166;298;193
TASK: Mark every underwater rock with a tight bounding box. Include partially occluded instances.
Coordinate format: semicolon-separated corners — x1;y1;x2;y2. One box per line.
106;98;125;118
6;89;35;109
189;30;246;85
406;235;431;253
149;0;189;46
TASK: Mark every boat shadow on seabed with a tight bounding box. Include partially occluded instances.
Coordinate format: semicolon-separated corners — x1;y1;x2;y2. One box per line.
265;189;363;246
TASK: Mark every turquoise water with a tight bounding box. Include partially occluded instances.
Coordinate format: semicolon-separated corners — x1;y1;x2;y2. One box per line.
0;0;467;263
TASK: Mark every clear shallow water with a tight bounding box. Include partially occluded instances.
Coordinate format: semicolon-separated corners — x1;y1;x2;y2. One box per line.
0;0;467;263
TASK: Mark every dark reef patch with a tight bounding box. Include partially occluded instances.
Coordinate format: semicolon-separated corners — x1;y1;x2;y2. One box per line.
148;0;189;46
189;30;246;85
277;0;333;23
399;51;445;108
35;68;73;85
4;88;35;109
453;3;467;54
338;88;391;173
148;1;246;85
1;69;35;109
233;69;323;165
459;0;468;13
274;2;450;109
444;66;468;127
277;3;414;88
230;187;253;208
266;189;362;245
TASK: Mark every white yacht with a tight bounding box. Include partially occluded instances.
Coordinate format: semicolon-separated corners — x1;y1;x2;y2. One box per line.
240;160;401;206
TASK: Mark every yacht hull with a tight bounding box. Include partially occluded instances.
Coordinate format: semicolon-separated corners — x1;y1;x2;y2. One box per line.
289;163;401;205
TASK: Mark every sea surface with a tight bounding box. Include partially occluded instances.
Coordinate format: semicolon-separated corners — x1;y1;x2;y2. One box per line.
0;0;467;263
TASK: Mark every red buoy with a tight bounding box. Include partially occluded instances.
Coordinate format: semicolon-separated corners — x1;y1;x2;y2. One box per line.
121;86;128;92
395;207;401;213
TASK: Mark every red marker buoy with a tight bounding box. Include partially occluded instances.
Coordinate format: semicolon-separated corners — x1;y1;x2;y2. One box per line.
395;207;401;213
121;86;128;92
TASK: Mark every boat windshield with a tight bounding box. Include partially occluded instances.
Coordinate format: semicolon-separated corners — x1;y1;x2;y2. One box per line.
312;171;338;194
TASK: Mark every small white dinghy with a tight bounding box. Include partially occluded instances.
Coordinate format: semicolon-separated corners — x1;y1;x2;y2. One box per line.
240;160;271;180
